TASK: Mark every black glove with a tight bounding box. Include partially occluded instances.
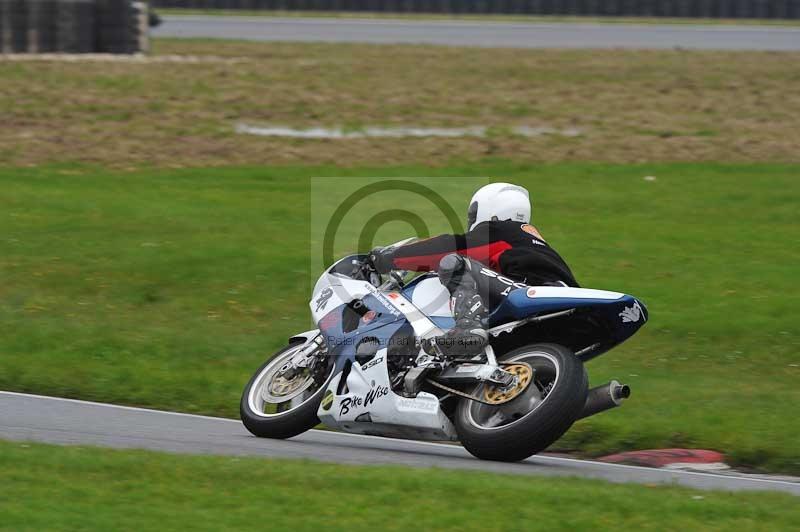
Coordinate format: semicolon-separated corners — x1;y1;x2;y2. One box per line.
369;246;396;274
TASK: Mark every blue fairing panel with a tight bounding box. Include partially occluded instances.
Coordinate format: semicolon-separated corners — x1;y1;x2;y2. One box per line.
402;275;648;357
487;287;649;351
430;316;456;330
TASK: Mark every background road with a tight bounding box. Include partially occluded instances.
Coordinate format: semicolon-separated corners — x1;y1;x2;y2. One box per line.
2;392;798;495
153;15;800;51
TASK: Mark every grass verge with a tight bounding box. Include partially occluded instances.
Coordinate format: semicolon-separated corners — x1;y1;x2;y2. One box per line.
1;161;798;473
1;39;799;168
1;440;798;531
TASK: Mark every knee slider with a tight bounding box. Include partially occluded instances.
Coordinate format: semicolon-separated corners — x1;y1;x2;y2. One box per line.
438;253;468;291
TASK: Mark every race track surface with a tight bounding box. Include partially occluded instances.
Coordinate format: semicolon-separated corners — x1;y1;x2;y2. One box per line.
153;15;800;51
2;391;798;494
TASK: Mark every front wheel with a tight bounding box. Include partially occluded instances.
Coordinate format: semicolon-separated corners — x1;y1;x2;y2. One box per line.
454;343;588;462
240;341;334;439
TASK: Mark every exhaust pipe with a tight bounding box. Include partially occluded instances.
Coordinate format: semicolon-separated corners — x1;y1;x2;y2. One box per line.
578;380;630;420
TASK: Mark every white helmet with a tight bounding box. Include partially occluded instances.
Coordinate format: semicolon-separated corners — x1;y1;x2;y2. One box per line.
467;182;531;231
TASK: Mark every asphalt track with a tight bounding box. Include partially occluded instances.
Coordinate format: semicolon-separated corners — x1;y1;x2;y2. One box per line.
153;15;800;51
2;391;799;495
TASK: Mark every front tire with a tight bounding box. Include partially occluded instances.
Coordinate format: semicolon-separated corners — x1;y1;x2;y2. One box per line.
454;343;588;461
240;342;333;439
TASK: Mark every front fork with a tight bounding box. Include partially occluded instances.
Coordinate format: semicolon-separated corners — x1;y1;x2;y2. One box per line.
283;332;326;376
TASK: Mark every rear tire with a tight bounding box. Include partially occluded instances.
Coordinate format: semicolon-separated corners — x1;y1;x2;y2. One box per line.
454;343;588;462
240;343;333;439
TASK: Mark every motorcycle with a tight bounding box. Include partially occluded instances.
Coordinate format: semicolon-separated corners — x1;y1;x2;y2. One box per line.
240;244;648;461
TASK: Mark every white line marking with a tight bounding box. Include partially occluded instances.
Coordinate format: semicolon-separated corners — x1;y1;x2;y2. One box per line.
234;124;581;139
663;462;731;471
2;391;797;489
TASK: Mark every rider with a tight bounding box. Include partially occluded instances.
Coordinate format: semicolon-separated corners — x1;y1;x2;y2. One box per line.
370;182;579;358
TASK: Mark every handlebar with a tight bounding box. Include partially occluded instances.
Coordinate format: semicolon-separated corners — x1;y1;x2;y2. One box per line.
354;256;408;291
335;253;410;291
378;270;408;291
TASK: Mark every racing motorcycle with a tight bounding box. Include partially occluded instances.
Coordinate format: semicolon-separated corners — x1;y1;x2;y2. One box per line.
241;243;648;461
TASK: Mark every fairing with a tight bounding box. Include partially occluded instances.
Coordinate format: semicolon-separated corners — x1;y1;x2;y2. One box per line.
307;259;647;439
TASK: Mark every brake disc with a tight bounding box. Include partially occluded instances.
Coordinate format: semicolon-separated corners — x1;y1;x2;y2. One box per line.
269;374;307;396
260;367;315;403
483;363;534;405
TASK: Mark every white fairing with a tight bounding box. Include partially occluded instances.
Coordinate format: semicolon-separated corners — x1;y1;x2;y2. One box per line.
408;277;452;317
378;289;444;340
310;266;373;325
317;348;457;441
527;286;625;300
288;329;322;344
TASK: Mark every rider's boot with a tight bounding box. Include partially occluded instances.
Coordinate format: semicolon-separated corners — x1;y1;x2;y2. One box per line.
424;287;488;358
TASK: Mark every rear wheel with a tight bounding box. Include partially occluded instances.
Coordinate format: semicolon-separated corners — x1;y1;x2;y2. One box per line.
240;341;334;439
454;343;588;461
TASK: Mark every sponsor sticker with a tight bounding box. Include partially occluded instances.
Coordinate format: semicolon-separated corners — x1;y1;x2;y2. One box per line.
619;301;644;323
361;356;383;371
526;288;537;298
397;397;438;412
339;381;389;416
370;288;401;317
361;310;377;324
320;390;334;411
315;287;334;312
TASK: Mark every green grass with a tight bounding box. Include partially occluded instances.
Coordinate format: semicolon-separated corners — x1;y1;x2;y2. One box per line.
3;39;800;168
156;8;800;26
1;440;798;531
1;161;799;473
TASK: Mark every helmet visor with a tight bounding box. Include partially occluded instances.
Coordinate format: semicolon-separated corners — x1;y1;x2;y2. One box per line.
467;201;478;230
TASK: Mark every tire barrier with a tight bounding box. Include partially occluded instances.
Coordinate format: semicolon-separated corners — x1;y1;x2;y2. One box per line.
0;0;147;54
151;0;800;19
56;0;96;53
96;0;139;53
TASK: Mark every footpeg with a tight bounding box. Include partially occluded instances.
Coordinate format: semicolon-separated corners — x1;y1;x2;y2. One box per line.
403;366;430;396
